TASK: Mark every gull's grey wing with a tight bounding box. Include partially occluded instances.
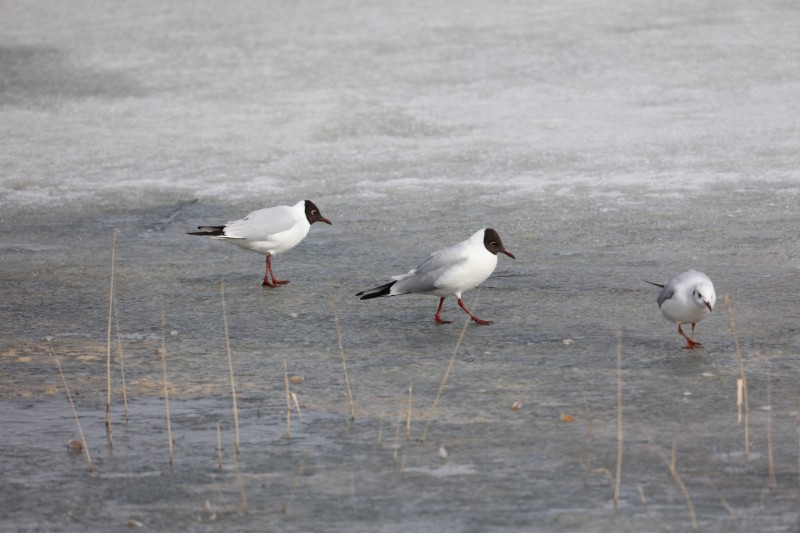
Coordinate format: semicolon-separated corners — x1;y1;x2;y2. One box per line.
393;249;469;295
656;283;675;307
644;280;673;307
222;205;296;240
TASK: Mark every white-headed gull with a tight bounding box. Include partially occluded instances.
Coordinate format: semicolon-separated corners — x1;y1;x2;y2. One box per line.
357;228;515;325
189;200;332;287
646;270;716;349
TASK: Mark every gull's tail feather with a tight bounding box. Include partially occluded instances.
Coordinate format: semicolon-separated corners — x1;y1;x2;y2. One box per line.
644;280;665;288
188;225;225;236
357;281;396;300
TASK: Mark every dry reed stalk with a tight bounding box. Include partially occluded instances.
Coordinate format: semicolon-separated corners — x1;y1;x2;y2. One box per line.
377;410;384;449
671;440;676;472
656;441;698;531
113;296;129;424
160;305;174;467
420;295;476;443
54;354;94;474
393;410;404;472
724;294;749;457
736;379;743;422
767;369;777;493
209;478;232;515
708;480;737;520
613;328;623;510
220;282;240;453
281;451;308;514
594;467;614;482
636;483;648;512
207;477;232;516
284;360;292;440
231;436;249;515
216;422;223;469
217;485;231;513
329;294;356;421
291;392;302;419
105;228;119;446
581;387;593;485
405;382;413;441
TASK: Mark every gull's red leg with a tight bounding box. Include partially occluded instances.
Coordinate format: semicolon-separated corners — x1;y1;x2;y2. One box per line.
434;297;452;324
262;256;277;287
457;298;493;325
678;323;703;349
689;323;703;347
267;255;289;286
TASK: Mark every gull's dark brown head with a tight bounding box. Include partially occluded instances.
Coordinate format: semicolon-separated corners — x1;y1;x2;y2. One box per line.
483;228;515;259
304;200;332;225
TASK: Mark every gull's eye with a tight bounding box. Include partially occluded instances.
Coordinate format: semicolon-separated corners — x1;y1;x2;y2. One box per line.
312;210;317;215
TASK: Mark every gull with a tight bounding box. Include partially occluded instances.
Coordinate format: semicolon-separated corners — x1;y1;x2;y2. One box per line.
646;270;716;349
188;200;332;287
357;228;515;325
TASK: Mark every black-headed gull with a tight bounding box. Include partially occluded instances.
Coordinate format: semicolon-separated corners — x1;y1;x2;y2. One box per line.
188;200;332;287
646;270;716;349
357;228;515;325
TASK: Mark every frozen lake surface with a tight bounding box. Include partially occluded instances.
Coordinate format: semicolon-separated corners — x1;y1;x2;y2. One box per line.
1;0;799;531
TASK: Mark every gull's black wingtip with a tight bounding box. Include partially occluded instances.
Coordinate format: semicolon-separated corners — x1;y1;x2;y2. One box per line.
357;281;395;300
188;225;225;236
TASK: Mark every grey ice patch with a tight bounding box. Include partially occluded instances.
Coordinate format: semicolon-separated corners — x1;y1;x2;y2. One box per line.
0;46;146;107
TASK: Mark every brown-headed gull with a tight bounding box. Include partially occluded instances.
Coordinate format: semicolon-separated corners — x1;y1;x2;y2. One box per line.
188;200;332;287
646;270;716;349
357;228;515;325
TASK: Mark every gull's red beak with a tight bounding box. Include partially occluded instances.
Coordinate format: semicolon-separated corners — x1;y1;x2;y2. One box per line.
500;249;515;259
705;301;713;312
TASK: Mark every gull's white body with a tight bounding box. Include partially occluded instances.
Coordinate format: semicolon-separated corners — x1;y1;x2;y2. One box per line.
190;199;331;287
214;200;311;257
358;228;514;325
389;229;499;298
656;270;716;325
651;269;716;349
